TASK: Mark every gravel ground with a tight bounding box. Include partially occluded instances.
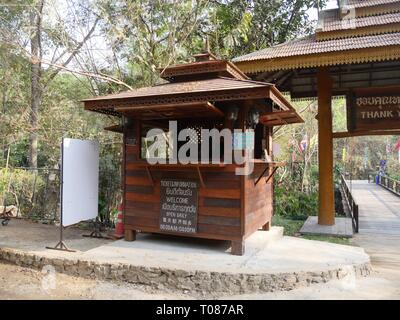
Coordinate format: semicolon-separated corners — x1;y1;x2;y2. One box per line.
0;262;188;300
0;259;399;300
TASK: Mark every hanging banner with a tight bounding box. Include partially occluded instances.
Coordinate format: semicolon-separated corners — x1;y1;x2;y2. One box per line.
347;86;400;132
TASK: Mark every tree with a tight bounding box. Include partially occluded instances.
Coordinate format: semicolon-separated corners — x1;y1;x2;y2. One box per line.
206;0;326;58
1;0;100;168
96;0;210;87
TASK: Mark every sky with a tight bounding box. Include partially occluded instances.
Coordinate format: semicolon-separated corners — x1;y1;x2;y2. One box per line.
309;0;339;20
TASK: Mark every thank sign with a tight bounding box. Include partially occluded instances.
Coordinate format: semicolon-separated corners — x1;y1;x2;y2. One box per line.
160;180;198;234
347;86;400;132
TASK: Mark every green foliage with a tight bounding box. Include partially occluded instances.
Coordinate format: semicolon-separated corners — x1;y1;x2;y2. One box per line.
387;162;400;180
0;167;60;221
272;215;305;236
208;0;325;58
274;185;318;220
301;235;350;245
272;215;351;245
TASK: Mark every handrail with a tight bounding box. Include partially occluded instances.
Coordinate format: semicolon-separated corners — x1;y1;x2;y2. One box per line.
379;175;400;196
339;172;359;233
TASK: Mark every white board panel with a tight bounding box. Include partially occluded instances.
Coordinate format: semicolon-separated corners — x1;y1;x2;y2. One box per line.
62;138;99;227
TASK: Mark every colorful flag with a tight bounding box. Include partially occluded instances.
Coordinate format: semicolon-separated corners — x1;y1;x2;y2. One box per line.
386;141;392;154
300;135;308;152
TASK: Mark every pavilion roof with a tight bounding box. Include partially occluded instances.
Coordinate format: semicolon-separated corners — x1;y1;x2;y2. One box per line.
342;0;400;17
83;77;270;103
233;0;400;74
83;77;295;119
318;10;400;33
233;32;400;72
84;48;303;124
346;0;399;9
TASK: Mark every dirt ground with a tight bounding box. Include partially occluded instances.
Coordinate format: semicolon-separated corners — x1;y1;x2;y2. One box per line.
0;262;188;300
1;260;399;300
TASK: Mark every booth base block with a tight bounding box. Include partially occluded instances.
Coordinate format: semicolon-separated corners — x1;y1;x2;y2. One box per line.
231;240;245;256
262;221;270;231
125;229;136;241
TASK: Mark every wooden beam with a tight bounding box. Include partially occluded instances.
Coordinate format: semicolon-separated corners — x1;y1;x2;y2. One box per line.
317;67;335;226
115;101;224;119
104;124;123;133
260;110;304;126
333;130;400;138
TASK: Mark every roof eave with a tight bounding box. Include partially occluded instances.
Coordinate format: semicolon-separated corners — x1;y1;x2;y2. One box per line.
234;45;400;74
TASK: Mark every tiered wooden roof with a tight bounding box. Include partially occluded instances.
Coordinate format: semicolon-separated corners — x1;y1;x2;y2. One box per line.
234;0;400;72
83;51;303;126
233;0;400;98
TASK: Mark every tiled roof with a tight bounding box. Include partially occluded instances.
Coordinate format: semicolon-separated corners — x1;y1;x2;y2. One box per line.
232;0;400;72
319;11;400;32
83;76;298;118
233;32;400;62
82;77;271;102
345;0;400;8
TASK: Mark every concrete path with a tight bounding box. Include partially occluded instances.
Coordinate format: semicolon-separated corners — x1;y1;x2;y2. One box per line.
0;219;370;295
348;180;400;294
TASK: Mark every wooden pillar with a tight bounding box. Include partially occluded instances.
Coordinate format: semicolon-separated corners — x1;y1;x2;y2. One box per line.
231;240;245;256
262;103;273;231
125;229;136;241
317;68;335;226
123;118;141;242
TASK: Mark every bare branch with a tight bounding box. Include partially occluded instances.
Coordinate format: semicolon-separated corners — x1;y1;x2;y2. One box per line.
44;16;100;87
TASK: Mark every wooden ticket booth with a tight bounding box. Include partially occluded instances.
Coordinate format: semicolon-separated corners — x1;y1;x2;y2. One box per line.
83;50;303;255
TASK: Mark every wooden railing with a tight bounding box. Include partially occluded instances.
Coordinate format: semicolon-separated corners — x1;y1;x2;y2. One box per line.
379;175;400;196
340;173;359;233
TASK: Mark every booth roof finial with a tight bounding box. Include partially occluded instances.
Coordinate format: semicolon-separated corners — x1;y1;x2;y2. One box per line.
204;36;210;53
194;37;217;62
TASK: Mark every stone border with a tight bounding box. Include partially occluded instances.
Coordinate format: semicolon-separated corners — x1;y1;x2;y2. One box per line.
0;247;371;295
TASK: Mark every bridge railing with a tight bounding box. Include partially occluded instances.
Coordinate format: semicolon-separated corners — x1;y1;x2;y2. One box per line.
339;173;359;233
379;175;400;196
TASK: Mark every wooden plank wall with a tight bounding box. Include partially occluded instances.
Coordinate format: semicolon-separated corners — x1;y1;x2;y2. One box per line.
123;121;273;242
244;165;273;237
124;144;244;241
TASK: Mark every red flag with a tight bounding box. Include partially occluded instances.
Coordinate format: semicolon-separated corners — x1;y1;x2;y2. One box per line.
395;139;400;151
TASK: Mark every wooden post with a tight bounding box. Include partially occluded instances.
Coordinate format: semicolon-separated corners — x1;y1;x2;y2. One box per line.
123;118;141;242
317;68;335;225
262;103;273;231
125;229;136;241
231;240;245;255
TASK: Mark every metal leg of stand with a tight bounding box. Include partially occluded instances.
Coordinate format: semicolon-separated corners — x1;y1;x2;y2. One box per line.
46;225;76;252
46;140;76;252
82;217;109;239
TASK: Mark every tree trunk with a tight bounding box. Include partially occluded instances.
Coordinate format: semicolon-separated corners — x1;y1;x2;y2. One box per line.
29;0;44;169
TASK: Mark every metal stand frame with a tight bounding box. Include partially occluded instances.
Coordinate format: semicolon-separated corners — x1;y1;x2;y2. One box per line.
46;225;76;252
83;217;109;239
46;139;76;252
